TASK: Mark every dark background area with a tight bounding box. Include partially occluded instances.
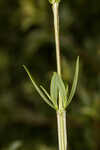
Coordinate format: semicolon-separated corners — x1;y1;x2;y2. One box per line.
0;0;100;150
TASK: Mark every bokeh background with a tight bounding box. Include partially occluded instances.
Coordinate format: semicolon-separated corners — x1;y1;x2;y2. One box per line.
0;0;100;150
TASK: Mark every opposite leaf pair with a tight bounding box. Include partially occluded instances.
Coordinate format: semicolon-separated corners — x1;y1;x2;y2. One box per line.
23;56;79;111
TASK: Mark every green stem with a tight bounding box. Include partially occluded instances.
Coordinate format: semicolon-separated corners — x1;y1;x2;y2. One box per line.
57;110;67;150
52;2;62;110
52;2;67;150
52;2;61;77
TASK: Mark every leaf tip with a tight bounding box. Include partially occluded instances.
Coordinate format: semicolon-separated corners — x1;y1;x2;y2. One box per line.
22;64;26;70
77;56;79;65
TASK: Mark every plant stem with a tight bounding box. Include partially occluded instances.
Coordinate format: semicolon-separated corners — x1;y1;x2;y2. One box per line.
57;110;67;150
52;2;67;150
52;2;62;109
52;2;61;77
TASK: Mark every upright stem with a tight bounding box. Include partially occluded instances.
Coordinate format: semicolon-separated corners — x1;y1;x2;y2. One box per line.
57;110;67;150
52;2;67;150
52;2;62;109
52;2;61;77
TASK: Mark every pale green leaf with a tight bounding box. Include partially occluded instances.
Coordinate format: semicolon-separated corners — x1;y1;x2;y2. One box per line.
40;85;58;110
23;65;55;109
66;84;69;97
64;84;69;108
51;72;66;108
66;56;79;108
40;86;51;101
50;72;58;106
55;73;66;107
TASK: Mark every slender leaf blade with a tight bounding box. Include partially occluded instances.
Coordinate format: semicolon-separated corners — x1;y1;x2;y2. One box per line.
55;73;66;107
40;85;58;110
40;86;52;101
64;84;69;108
66;56;79;107
50;72;58;106
23;65;55;109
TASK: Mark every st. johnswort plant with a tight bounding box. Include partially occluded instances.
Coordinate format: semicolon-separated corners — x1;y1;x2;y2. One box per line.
23;0;79;150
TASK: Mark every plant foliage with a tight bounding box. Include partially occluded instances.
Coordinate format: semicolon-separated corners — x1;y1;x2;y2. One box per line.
23;57;79;111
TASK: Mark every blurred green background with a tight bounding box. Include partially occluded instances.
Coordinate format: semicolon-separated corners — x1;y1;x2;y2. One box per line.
0;0;100;150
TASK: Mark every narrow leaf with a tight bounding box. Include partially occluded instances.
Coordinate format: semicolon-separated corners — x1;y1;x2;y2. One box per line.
55;73;66;106
66;56;79;107
50;72;58;106
64;84;69;108
23;65;55;109
40;86;51;101
66;84;69;98
40;85;58;110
